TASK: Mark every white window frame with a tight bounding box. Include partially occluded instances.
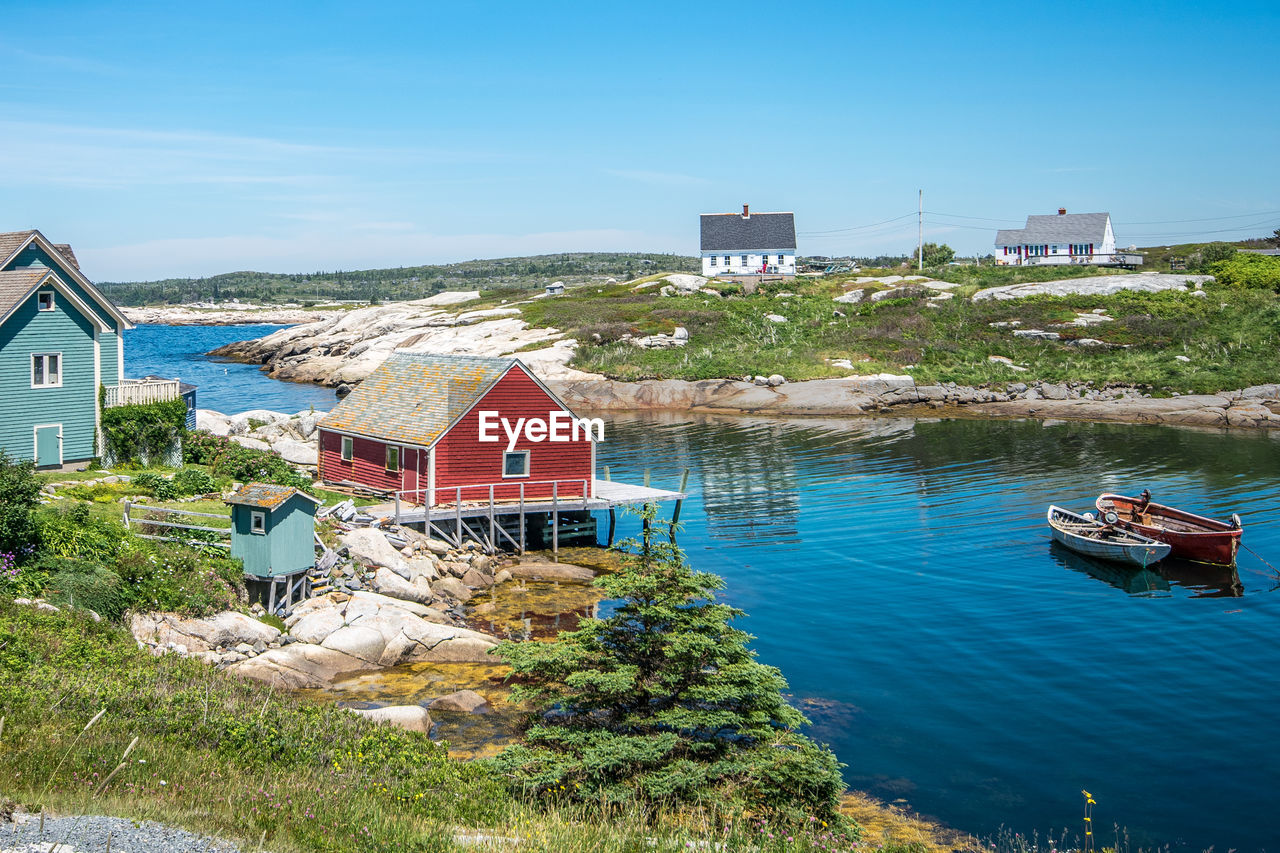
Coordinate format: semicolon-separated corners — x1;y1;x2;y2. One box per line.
740;254;748;265
250;510;266;535
37;290;55;312
502;450;530;478
709;256;717;266
385;444;401;473
31;352;62;388
340;435;353;462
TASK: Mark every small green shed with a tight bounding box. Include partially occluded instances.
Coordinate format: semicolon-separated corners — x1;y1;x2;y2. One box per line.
225;483;321;578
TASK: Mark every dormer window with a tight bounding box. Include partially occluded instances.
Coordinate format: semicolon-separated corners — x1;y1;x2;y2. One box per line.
37;291;54;312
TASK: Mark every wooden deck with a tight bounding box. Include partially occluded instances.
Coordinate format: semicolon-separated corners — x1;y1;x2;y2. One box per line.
356;477;687;556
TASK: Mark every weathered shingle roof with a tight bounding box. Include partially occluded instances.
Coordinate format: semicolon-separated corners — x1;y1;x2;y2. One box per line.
0;268;54;320
0;230;36;265
995;213;1110;247
701;212;796;251
226;482;319;510
322;352;516;447
53;243;80;269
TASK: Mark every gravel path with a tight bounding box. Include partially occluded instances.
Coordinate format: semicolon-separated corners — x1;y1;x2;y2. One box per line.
2;814;250;853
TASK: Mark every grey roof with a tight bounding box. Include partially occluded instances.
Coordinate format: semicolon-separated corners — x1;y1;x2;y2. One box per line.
321;352;517;447
701;212;796;251
995;212;1110;247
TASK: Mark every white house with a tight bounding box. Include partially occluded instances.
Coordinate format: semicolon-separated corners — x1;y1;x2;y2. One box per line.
700;205;797;278
994;209;1139;266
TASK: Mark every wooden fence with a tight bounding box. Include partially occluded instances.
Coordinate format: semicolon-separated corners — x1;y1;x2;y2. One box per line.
123;502;232;548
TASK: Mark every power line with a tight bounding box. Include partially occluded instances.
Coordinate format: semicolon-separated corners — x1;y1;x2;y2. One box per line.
798;212;915;236
1119;210;1280;226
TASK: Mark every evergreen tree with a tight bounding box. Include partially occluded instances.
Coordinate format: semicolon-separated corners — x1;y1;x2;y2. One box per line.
493;504;848;826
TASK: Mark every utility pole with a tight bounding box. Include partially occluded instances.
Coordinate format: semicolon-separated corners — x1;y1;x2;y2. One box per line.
917;189;923;270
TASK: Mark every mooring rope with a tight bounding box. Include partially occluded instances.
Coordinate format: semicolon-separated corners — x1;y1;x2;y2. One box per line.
1241;542;1280;578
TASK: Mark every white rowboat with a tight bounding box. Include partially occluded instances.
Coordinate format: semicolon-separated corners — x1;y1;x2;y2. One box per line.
1046;505;1171;567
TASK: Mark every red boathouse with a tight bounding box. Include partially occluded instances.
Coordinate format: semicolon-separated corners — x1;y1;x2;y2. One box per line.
317;352;598;505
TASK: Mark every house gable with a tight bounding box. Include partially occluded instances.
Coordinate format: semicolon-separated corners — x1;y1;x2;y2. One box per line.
0;230;131;332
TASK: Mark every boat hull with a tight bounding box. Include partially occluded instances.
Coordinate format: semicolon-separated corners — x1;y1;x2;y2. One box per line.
1096;493;1241;567
1047;506;1171;567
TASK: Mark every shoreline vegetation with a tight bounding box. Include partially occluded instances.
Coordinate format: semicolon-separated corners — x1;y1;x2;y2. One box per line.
184;252;1280;431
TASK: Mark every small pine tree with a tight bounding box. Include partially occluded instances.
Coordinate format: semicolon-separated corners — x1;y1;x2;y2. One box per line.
493;504;848;826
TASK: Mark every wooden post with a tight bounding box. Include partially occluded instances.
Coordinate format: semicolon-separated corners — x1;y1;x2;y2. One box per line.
489;485;496;555
670;467;690;542
123;501;131;529
644;468;651;488
552;480;559;562
607;507;616;546
519;483;526;554
267;577;277;616
394;493;402;525
603;465;611;482
455;486;463;548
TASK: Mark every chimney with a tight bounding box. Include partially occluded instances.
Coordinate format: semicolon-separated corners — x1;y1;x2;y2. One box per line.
1058;207;1067;215
742;204;750;218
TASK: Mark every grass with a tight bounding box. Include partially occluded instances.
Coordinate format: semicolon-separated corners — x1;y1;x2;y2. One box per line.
486;268;1279;393
0;602;971;852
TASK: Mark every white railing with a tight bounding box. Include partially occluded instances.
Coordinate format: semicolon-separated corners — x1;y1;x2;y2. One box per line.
395;478;591;511
103;378;181;407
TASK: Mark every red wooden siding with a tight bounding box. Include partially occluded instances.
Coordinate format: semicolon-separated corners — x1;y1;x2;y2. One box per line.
318;430;407;493
433;366;593;504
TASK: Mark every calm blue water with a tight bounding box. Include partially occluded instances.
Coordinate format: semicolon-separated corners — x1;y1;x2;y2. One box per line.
123;324;339;413
133;326;1280;849
595;414;1280;852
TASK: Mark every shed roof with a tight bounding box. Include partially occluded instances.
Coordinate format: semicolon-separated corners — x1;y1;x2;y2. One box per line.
995;212;1111;247
701;212;796;251
225;482;320;511
321;352;520;447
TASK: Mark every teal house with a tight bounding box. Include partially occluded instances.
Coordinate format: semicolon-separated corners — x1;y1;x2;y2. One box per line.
225;483;321;578
0;229;183;469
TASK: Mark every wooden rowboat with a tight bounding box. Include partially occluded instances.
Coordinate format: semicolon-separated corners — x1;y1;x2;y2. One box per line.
1047;505;1172;567
1095;491;1242;567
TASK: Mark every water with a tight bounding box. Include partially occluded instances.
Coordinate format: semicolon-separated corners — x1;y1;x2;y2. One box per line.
137;326;1280;849
124;324;339;413
593;414;1280;851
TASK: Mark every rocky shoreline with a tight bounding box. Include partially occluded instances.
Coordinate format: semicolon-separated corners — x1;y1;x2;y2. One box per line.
548;376;1280;430
193;287;1280;431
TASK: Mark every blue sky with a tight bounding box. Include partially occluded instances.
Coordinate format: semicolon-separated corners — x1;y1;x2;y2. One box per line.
2;0;1277;280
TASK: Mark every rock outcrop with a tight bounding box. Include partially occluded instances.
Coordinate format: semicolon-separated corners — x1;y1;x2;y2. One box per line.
207;297;600;386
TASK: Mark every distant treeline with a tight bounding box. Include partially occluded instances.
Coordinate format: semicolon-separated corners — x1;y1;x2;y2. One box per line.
98;252;701;306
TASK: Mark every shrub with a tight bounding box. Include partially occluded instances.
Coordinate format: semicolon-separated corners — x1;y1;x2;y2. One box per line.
134;471;179;501
114;541;245;616
0;452;40;560
36;503;129;562
182;433;312;491
98;398;187;465
1211;252;1280;290
1196;242;1237;269
41;559;130;621
173;467;220;496
494;503;849;828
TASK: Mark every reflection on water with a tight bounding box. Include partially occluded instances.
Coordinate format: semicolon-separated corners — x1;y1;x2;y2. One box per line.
590;413;1280;851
